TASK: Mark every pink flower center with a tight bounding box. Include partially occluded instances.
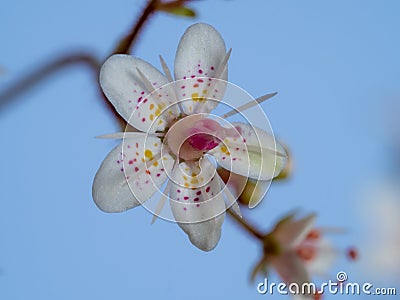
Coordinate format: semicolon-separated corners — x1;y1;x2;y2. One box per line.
187;118;225;151
165;114;240;160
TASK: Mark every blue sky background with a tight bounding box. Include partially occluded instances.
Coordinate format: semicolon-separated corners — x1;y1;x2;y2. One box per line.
1;0;399;299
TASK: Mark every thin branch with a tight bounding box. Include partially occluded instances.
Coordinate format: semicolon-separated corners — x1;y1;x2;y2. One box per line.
0;52;99;109
227;209;264;240
112;0;159;54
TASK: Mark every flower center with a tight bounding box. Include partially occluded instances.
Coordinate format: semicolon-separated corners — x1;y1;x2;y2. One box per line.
165;114;238;161
296;245;316;261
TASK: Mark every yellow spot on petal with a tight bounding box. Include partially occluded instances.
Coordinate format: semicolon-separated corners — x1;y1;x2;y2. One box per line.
144;149;153;160
149;103;154;110
155;103;165;117
153;161;158;167
184;183;189;188
150;114;154;121
191;93;205;102
202;89;207;94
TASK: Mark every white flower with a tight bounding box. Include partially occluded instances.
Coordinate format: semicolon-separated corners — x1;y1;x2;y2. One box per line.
254;214;337;299
92;23;287;251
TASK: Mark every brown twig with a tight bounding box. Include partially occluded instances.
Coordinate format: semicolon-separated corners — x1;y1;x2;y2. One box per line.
0;52;100;110
112;0;159;55
227;209;264;240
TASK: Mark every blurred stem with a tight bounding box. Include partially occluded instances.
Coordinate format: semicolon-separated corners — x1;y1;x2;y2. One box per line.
0;1;193;120
112;0;159;55
0;53;99;108
227;209;264;240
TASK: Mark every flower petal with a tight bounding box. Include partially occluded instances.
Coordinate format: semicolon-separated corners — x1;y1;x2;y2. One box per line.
273;214;317;249
100;54;178;132
174;23;228;114
305;239;337;276
210;122;287;181
271;251;313;298
169;158;226;251
92;134;174;212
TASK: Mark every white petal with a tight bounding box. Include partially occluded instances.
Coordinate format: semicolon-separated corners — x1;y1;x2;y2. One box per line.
271;251;313;299
169;159;226;251
210;122;287;181
92;135;174;212
274;214;317;249
305;239;337;276
174;23;228;114
100;54;178;132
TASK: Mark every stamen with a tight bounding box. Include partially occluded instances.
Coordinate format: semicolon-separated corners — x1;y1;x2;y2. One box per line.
151;159;179;224
136;67;156;93
215;171;242;218
346;247;358;261
231;143;287;158
222;92;278;119
296;245;316;261
214;48;232;80
95;132;164;139
159;55;184;114
306;229;321;240
159;55;173;83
